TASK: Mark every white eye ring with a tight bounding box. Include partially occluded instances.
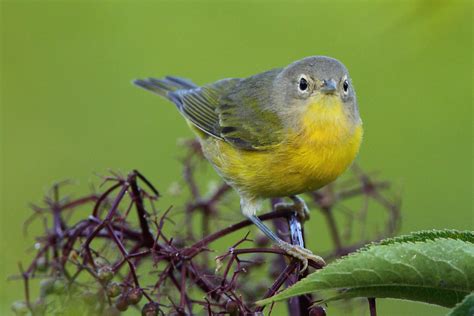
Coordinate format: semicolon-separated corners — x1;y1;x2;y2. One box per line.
342;76;350;95
298;75;309;92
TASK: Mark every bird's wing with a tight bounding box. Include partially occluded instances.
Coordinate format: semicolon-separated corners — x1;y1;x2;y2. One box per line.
171;69;285;150
169;82;227;140
135;76;223;138
135;70;285;150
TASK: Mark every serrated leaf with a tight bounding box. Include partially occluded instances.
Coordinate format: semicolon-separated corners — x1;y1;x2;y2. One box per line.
376;230;474;246
447;292;474;316
258;230;474;308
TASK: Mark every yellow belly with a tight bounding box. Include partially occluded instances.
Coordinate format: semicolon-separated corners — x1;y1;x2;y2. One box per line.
197;98;363;200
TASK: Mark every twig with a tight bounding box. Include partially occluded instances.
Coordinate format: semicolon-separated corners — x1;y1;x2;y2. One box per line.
368;297;377;316
13;139;400;315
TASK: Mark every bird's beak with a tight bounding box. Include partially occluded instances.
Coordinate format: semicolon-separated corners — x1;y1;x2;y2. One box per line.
320;79;337;94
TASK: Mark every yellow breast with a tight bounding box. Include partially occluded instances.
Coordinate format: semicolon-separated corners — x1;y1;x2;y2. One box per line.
287;98;363;193
198;97;363;199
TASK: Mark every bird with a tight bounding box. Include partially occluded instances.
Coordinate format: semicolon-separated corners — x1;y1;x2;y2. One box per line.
134;56;363;269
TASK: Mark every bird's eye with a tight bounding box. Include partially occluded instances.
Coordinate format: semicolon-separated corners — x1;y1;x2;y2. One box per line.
343;80;349;93
298;77;308;92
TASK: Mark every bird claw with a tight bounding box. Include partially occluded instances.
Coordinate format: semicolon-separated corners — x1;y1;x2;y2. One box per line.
275;196;310;222
278;241;326;272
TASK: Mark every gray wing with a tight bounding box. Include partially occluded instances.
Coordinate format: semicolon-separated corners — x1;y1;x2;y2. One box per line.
170;80;235;140
134;70;284;150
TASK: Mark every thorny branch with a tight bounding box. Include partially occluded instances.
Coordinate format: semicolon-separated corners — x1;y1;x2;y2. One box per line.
12;139;400;316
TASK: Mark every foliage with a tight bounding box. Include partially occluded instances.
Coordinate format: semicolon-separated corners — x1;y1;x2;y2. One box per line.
447;292;474;316
12;140;400;315
258;230;474;308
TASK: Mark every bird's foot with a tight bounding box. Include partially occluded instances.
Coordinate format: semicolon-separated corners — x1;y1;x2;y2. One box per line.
277;241;326;272
275;196;310;222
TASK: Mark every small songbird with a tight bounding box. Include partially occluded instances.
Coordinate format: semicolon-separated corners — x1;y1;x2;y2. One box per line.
134;56;363;268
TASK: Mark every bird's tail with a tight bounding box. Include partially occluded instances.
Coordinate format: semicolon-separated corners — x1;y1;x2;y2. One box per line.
133;76;198;99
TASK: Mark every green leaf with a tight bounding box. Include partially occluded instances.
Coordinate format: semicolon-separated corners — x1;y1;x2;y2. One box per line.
447;292;474;316
257;230;474;308
375;229;474;246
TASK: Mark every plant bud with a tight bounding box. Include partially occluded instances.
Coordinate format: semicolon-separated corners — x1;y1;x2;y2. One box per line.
106;282;121;298
126;288;143;305
36;256;48;272
141;302;161;316
97;266;114;283
225;299;239;316
39;278;56;297
115;295;129;312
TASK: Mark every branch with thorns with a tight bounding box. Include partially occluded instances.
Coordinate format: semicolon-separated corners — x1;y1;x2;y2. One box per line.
11;139;401;316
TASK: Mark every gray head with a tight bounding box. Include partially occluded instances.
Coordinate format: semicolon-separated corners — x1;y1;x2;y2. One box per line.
272;56;360;124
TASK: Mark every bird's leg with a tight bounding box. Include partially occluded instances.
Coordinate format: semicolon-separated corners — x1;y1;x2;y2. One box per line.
248;215;325;271
274;195;310;222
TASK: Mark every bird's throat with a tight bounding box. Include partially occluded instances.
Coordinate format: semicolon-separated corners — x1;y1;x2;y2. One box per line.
301;96;358;145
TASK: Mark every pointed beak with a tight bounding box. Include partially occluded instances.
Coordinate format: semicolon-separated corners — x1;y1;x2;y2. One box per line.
321;79;337;94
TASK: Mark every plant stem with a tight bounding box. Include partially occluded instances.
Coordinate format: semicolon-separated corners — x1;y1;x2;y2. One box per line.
187;210;294;257
368;297;377;316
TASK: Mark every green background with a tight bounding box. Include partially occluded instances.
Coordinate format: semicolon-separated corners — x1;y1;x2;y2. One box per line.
1;0;472;315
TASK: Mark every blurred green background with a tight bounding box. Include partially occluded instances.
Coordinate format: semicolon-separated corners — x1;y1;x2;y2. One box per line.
1;0;472;315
